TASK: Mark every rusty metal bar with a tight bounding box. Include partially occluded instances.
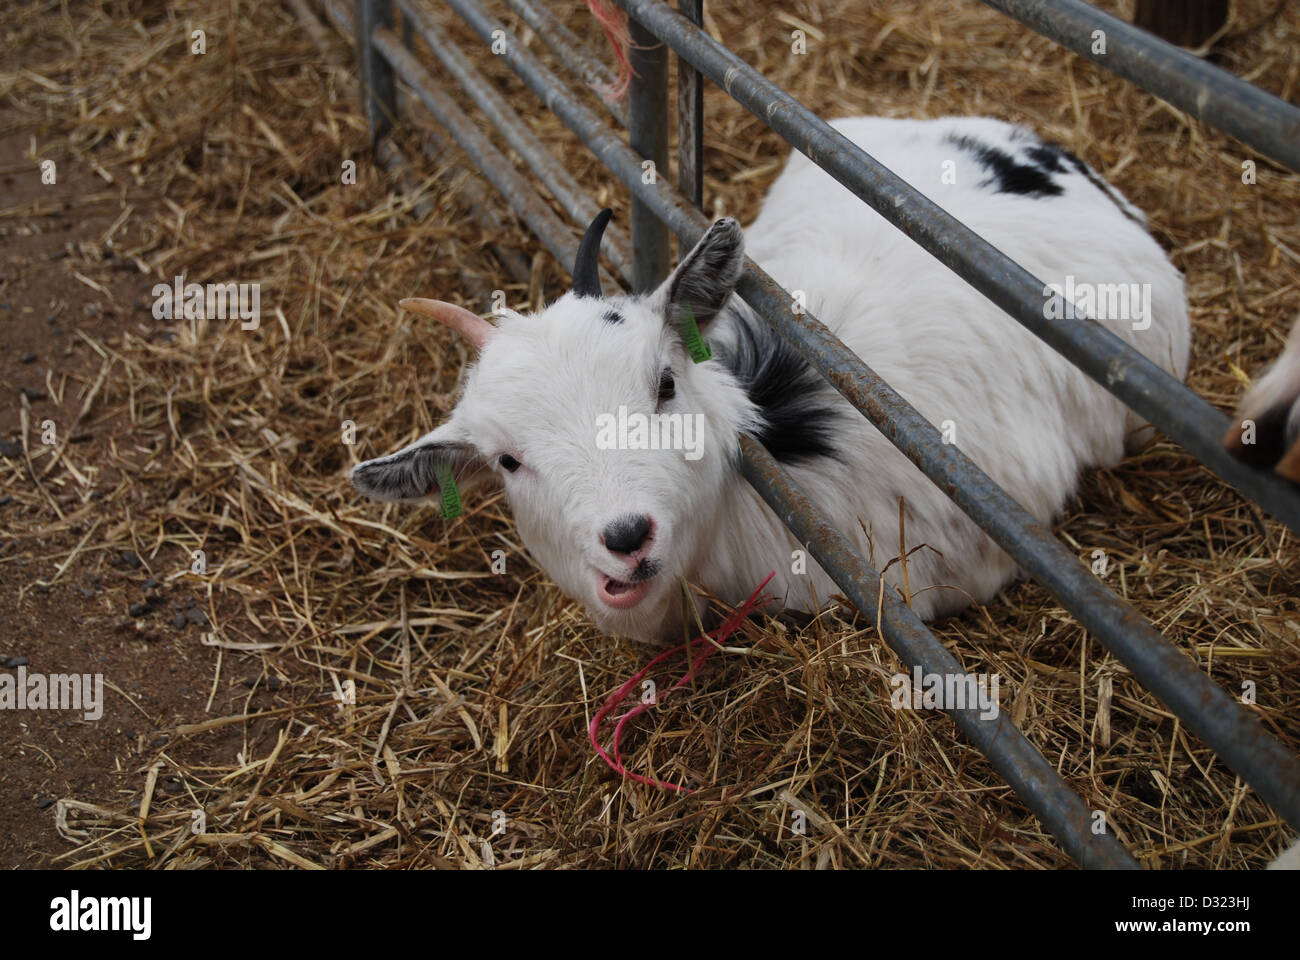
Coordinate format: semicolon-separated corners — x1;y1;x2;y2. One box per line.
627;12;672;291
368;24;618;290
320;0;533;286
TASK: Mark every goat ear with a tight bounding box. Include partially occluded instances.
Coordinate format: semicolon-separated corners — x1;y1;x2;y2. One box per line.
654;217;745;330
1224;317;1300;482
350;425;489;504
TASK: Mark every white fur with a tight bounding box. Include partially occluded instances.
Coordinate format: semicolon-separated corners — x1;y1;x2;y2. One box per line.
354;116;1190;642
1270;836;1300;869
1234;315;1300;442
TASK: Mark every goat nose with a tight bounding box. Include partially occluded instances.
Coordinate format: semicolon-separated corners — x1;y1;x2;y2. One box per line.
602;514;652;555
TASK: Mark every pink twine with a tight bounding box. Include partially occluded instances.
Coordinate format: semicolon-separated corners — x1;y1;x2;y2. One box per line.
584;0;632;101
588;572;777;794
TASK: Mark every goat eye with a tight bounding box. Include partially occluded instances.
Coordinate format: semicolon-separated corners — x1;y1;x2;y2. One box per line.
657;370;675;405
499;454;521;473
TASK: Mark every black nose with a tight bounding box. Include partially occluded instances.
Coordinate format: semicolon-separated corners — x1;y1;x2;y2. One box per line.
603;514;652;555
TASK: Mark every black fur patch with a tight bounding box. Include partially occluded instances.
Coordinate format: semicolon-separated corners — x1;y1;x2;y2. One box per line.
718;305;842;465
947;133;1063;198
1048;142;1148;227
602;308;624;325
1025;144;1069;174
962;134;1147;227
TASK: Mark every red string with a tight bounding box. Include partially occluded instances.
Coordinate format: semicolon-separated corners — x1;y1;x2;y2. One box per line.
588;572;777;794
584;0;632;101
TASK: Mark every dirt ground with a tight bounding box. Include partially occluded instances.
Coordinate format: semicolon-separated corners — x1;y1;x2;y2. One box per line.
1;0;1298;870
0;118;261;866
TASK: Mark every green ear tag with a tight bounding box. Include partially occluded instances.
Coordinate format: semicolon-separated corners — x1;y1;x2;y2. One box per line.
679;305;712;364
434;461;462;519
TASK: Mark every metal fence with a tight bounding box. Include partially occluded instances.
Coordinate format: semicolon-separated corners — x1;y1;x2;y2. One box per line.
325;0;1300;867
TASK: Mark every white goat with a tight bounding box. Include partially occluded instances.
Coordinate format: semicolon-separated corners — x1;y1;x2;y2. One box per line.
351;116;1190;643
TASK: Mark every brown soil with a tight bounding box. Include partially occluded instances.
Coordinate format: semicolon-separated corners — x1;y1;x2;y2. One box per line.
0;76;249;868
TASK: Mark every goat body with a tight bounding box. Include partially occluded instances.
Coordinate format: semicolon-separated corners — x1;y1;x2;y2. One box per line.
352;116;1190;642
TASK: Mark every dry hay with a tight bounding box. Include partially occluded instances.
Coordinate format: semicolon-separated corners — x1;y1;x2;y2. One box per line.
2;0;1298;869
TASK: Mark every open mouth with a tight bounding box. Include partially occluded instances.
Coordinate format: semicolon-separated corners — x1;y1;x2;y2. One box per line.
597;559;661;609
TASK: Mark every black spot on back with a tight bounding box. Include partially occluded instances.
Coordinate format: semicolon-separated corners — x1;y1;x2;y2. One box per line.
947;133;1063;198
602;308;624;325
959;133;1148;227
717;304;842;464
1025;144;1068;174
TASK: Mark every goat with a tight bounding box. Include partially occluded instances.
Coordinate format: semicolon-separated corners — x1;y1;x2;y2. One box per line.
351;116;1190;643
1224;315;1300;480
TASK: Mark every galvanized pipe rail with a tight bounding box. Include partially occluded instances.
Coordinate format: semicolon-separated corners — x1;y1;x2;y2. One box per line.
395;0;636;286
612;0;1300;537
504;0;628;126
980;0;1300;173
343;0;1300;862
359;20;621;292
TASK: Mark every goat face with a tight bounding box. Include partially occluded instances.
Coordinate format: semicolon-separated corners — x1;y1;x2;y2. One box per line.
351;213;759;640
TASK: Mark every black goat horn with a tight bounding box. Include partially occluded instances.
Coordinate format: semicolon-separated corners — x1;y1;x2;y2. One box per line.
572;208;612;298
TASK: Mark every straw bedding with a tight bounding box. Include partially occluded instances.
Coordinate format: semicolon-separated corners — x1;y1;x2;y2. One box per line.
2;0;1297;868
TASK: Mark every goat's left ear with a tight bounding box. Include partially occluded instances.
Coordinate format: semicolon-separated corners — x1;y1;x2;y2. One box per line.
653;217;745;330
350;424;490;504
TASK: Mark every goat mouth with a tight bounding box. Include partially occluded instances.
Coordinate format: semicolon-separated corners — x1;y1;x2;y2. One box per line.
597;560;660;609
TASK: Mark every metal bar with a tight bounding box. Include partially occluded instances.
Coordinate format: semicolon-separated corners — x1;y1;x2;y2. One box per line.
292;0;431;224
320;0;533;287
611;0;1300;536
355;0;397;143
369;25;619;291
434;0;1300;832
676;0;704;209
739;437;1139;869
394;0;634;288
503;0;628;126
627;13;672;291
980;0;1300;173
